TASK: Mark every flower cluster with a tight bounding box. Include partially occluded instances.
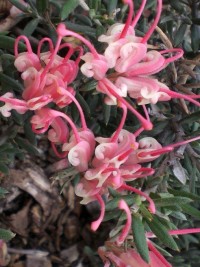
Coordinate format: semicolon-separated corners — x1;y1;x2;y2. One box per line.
1;0;200;266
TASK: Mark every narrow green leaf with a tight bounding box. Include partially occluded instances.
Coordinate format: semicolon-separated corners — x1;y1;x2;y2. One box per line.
76;92;91;116
132;214;149;263
23;18;40;37
168;189;200;201
191;24;200;53
180;111;200;125
0;36;26;52
0;163;9;174
107;0;118;15
0;228;15;241
0;73;23;92
181;204;200;219
146;215;179;251
61;0;79;20
153;197;192;207
24;121;37;145
80;80;97;92
8;0;30;13
103;210;122;222
64;22;96;37
103;104;111;125
105;195;135;211
0;187;8;198
174;24;188;47
36;0;49;14
108;187;121;198
15;136;39;155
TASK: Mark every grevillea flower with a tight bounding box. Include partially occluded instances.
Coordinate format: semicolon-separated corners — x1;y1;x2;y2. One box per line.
98;241;171;267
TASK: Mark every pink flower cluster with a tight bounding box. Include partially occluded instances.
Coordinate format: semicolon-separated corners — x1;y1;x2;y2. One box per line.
1;0;200;266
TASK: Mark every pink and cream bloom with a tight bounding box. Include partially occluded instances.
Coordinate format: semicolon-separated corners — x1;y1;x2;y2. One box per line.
98;241;171;267
56;24;109;80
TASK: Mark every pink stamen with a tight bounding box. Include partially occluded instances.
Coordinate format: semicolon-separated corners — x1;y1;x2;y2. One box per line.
131;0;147;28
120;184;156;214
148;241;172;267
14;35;33;56
160;88;200;108
101;78;153;130
134;127;144;137
142;104;150;122
120;0;134;39
118;148;133;161
57;24;99;59
160;48;184;64
168;228;200;236
141;0;162;44
111;104;127;142
116;199;132;245
91;194;105;231
51;142;68;158
40;34;63;82
51;110;81;143
169;135;200;149
138;146;174;157
123;167;155;179
37;37;54;57
57;87;87;130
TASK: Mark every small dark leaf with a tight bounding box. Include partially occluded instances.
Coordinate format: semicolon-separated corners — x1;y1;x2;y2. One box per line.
0;163;9;174
0;73;23;92
174;24;188;47
0;36;26;52
132;214;149;263
23;18;40;37
0;228;15;241
15;136;39;155
8;0;30;13
146;215;179;251
61;0;79;21
182;204;200;219
36;0;49;14
191;24;200;53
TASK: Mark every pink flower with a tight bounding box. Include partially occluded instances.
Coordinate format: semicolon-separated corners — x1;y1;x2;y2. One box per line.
81;53;108;80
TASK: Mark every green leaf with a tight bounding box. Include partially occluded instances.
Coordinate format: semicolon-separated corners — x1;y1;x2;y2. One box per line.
105;195;135;211
174;24;188;46
153;196;192;207
103;104;111;125
191;24;200;53
0;73;23;92
132;214;149;263
180;111;200;125
107;0;118;15
76;92;91;117
15;136;39;155
0;163;9;174
8;0;30;13
103;210;122;222
0;228;15;241
0;36;26;52
168;189;200;201
181;204;200;219
146;215;179;251
80;80;97;92
0;187;8;198
64;22;96;37
36;0;49;14
24;121;37;145
61;0;79;20
23;18;40;37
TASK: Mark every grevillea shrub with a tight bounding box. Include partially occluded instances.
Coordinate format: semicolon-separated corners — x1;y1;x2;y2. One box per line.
1;0;200;266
